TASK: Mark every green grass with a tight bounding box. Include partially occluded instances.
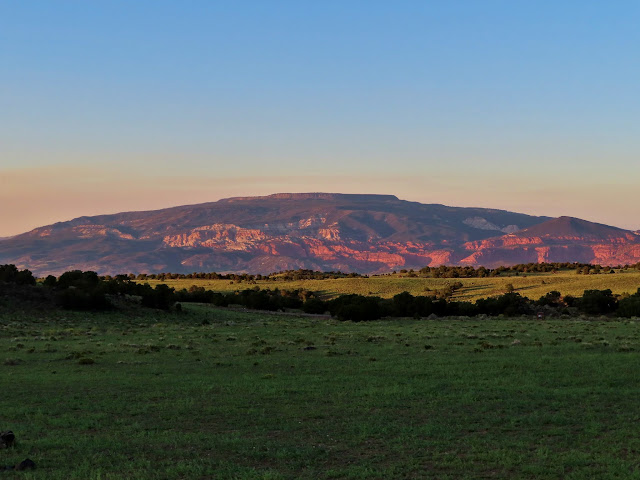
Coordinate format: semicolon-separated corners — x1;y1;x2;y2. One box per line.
3;304;640;478
144;270;640;302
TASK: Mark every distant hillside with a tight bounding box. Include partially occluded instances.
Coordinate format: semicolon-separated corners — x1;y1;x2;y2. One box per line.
514;216;636;240
1;193;639;276
459;216;640;267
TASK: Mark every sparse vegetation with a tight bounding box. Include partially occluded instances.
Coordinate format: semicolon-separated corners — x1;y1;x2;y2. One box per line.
2;262;640;477
139;266;640;303
2;304;640;478
3;264;640;322
1;259;640;478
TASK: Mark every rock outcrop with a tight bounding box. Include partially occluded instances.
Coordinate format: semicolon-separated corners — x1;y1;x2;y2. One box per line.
1;194;638;275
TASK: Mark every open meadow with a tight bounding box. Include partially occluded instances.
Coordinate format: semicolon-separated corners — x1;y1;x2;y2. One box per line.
144;270;640;302
2;303;640;479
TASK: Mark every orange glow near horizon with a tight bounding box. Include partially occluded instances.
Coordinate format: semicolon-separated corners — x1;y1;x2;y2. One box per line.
1;166;638;237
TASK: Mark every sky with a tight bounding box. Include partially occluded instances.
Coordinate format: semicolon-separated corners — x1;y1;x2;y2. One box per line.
1;0;639;236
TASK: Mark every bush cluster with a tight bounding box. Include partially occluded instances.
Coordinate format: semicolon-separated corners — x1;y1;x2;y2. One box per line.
41;270;178;311
4;263;640;320
306;288;640;321
417;262;609;278
174;286;314;311
114;268;365;283
0;265;36;286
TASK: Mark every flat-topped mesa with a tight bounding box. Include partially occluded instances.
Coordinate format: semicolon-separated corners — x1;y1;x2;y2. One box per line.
4;192;640;276
218;193;400;203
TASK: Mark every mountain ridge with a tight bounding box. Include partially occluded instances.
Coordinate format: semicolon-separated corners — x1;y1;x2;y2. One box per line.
1;193;639;276
513;216;636;239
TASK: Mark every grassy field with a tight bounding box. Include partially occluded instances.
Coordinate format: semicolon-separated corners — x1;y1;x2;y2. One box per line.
144;270;640;302
2;304;640;478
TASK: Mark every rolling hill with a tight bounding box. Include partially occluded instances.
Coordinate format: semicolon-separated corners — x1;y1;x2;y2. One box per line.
1;193;638;276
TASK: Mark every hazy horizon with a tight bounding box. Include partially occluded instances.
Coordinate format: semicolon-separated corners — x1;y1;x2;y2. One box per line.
2;187;638;238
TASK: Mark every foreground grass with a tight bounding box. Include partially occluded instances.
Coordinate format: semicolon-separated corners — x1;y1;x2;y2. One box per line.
2;305;640;478
145;270;640;301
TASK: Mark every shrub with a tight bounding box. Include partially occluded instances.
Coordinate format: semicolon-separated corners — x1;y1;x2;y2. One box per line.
578;289;617;315
617;294;640;317
328;294;384;322
57;270;100;290
0;264;36;285
475;293;532;317
536;291;563;307
391;291;416;317
234;289;278;311
446;300;478;317
140;284;176;310
302;298;327;314
56;288;111;311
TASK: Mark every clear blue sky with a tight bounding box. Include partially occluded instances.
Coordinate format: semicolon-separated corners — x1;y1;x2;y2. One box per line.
1;1;639;235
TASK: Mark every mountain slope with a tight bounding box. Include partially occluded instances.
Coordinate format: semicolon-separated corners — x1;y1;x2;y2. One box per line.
459;217;640;266
513;216;637;240
1;193;638;275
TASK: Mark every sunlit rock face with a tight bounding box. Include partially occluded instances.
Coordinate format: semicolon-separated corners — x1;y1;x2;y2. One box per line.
1;194;638;276
457;217;640;267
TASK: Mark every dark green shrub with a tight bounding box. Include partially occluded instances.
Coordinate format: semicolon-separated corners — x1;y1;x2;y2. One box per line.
475;293;531;316
211;292;230;307
234;289;278;311
302;298;327;314
0;264;35;285
57;270;100;290
56;288;111;311
328;294;383;321
391;291;415;317
446;300;478;317
536;291;563;307
140;284;176;310
617;294;640;317
578;289;617;315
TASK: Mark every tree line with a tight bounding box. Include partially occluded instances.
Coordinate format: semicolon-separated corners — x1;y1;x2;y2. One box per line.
2;264;640;320
0;265;318;312
39;262;640;285
111;269;365;283
410;262;637;278
321;289;640;321
170;285;640;321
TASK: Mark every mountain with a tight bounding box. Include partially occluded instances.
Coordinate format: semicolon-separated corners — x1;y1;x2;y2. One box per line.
513;216;636;239
0;193;638;276
458;216;640;267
